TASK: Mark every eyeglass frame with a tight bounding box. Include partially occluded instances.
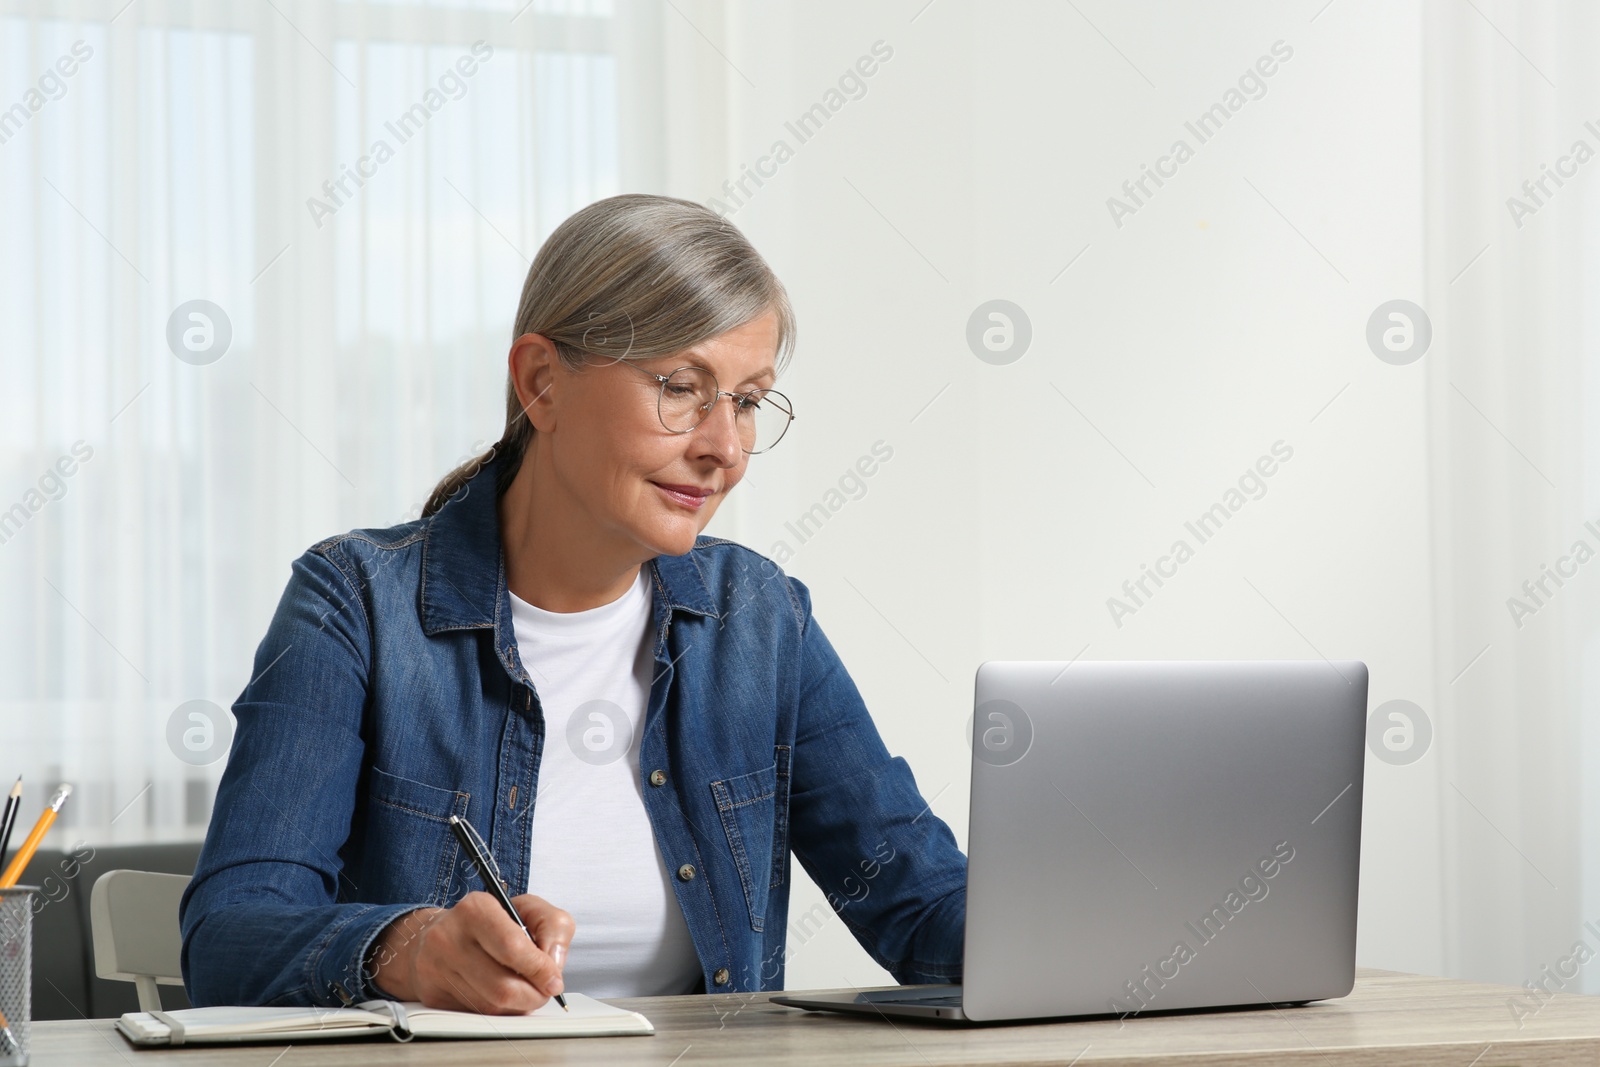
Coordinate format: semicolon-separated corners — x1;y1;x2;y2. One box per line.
586;352;796;454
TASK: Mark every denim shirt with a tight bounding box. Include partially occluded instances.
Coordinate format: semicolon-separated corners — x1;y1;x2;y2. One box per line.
179;456;967;1008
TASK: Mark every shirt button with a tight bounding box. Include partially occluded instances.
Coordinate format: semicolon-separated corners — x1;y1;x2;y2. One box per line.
713;967;730;985
677;863;696;881
649;769;666;786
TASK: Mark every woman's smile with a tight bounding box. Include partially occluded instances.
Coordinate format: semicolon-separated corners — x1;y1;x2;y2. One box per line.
651;481;715;510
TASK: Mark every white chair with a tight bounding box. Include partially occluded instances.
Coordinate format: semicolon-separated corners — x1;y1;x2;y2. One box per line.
89;870;191;1013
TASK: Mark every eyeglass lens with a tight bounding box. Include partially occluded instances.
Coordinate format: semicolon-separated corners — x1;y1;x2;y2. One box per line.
657;366;793;453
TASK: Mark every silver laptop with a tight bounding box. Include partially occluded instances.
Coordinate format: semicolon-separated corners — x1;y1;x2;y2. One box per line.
772;659;1367;1023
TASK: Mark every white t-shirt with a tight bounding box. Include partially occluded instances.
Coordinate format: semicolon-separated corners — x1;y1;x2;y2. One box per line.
510;565;703;998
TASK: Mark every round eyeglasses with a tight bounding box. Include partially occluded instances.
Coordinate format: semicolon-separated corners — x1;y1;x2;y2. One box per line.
618;362;795;454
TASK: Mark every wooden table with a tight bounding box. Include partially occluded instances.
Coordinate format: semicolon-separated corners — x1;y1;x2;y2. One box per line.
29;968;1600;1065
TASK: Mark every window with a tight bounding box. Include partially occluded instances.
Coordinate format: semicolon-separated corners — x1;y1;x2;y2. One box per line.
0;0;628;843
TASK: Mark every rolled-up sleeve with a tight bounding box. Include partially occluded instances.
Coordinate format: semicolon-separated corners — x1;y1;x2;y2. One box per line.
179;544;411;1007
783;575;967;985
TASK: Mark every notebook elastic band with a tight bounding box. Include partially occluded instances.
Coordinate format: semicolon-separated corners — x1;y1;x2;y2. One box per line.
355;998;414;1042
149;1009;186;1046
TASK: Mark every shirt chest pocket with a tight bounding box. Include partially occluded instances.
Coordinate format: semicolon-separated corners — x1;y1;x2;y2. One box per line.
366;765;471;907
711;745;791;933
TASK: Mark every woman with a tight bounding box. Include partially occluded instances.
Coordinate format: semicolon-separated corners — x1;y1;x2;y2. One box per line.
179;193;967;1013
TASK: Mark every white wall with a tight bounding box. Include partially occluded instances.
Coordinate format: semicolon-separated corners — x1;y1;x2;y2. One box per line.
691;0;1443;989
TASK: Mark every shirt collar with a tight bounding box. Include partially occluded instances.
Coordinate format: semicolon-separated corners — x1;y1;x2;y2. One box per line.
419;453;719;637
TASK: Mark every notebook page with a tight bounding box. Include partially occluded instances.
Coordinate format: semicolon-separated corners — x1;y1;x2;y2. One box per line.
401;992;654;1037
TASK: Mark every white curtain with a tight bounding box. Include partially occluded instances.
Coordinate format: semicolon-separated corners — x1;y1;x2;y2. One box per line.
0;0;702;845
1422;0;1600;988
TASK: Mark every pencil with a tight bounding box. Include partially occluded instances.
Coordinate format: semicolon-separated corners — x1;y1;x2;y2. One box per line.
0;783;71;889
0;1005;17;1056
0;777;19;871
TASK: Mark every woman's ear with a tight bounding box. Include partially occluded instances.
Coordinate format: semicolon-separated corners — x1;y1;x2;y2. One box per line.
509;333;562;433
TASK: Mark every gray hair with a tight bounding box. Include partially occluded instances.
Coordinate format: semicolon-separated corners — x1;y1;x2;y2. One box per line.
422;193;795;518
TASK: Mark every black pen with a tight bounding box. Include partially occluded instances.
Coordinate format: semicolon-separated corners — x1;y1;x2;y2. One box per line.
448;814;569;1012
0;777;20;870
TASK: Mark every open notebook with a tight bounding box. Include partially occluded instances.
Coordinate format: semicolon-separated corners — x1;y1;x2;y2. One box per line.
115;993;654;1046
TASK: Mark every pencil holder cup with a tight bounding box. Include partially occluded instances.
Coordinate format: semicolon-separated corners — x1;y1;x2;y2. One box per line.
0;887;34;1066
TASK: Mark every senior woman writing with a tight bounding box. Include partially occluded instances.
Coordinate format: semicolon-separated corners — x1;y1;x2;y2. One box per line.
179;193;967;1013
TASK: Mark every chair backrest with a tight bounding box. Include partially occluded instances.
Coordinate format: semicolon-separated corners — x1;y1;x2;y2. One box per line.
89;869;190;1013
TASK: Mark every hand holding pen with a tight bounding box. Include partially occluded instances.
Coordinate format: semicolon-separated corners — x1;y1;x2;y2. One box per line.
448;815;570;1012
366;814;574;1015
